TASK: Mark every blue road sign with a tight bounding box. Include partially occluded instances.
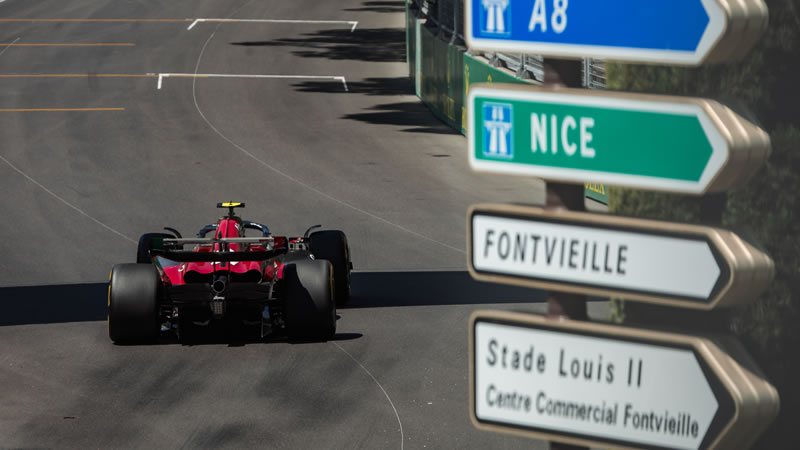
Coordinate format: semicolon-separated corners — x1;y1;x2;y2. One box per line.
465;0;750;65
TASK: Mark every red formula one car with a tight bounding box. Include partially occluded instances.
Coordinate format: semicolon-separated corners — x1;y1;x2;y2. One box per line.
107;202;351;343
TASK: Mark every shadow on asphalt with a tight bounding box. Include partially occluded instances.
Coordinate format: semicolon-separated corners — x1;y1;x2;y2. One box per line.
146;331;365;347
344;0;406;13
292;78;460;134
346;271;545;308
293;76;414;96
229;27;406;63
342;101;462;134
0;282;107;326
288;75;459;133
0;271;543;326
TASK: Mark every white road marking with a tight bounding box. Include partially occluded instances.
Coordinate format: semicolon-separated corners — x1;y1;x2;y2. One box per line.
187;18;358;32
333;342;404;450
0;154;136;243
157;72;348;91
0;37;20;58
190;30;465;256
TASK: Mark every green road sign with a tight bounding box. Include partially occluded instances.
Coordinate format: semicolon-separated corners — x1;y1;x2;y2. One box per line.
468;85;770;194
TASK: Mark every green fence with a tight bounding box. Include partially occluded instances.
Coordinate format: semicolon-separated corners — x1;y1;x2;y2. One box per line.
407;5;527;135
419;24;463;130
584;183;608;204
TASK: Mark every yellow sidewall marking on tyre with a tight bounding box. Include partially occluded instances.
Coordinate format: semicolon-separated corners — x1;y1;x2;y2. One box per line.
107;269;112;331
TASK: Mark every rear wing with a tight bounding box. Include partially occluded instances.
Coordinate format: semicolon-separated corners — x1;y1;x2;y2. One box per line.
150;247;287;262
162;237;275;246
149;237;286;262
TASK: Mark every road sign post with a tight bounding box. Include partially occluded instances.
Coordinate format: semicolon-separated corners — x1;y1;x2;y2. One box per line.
470;310;779;450
463;1;778;446
465;0;768;65
467;84;771;194
467;203;774;310
540;58;591;450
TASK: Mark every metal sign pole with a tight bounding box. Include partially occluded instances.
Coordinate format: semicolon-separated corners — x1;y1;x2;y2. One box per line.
543;59;589;450
544;214;590;450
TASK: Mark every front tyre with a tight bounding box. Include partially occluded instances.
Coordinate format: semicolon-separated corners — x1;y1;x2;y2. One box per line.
309;230;351;306
108;263;161;343
281;260;336;340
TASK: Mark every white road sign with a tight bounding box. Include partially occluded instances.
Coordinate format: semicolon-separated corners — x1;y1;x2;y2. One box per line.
472;213;720;299
467;204;774;310
469;311;780;450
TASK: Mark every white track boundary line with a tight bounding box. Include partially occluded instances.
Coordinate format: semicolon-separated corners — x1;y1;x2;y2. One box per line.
333;342;404;450
157;73;348;91
0;154;136;243
187;18;358;32
189;32;464;256
0;36;20;58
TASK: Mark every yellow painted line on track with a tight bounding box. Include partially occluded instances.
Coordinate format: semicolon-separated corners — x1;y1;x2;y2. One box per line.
0;107;125;112
0;43;136;47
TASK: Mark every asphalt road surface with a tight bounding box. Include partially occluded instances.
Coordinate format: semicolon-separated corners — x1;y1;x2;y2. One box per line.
0;0;606;448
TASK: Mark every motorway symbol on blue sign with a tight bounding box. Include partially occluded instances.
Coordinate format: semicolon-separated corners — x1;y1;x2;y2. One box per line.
465;0;768;65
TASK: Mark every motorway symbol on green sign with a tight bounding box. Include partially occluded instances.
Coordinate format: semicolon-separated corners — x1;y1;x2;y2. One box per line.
468;84;770;195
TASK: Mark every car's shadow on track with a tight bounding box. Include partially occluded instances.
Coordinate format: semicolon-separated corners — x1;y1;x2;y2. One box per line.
0;282;107;326
346;270;544;308
0;271;544;327
135;331;365;347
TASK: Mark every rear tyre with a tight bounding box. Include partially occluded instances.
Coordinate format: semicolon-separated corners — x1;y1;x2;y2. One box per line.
281;260;336;340
309;230;351;306
136;232;174;264
108;263;161;343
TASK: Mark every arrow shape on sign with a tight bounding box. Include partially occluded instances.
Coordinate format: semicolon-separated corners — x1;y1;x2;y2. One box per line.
465;0;768;65
468;85;771;195
471;213;721;299
467;204;774;309
469;311;780;450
